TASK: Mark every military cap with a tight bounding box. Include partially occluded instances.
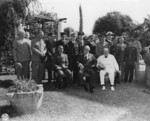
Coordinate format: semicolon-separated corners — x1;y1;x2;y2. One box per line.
106;31;114;36
70;32;76;36
78;31;85;36
60;32;67;36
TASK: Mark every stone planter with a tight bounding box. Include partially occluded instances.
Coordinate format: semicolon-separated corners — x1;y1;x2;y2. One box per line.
6;84;43;115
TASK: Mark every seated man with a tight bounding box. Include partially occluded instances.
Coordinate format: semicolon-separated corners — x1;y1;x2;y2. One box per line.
97;48;120;91
53;45;72;89
77;45;97;93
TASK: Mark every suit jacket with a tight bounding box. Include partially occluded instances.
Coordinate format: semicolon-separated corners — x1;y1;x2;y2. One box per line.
77;53;97;70
31;39;47;62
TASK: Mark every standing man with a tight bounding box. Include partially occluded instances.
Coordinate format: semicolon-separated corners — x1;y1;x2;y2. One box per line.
68;32;78;83
110;36;121;84
96;34;109;58
25;31;32;79
78;32;85;55
105;31;114;48
31;30;47;84
123;39;137;83
117;36;127;82
45;33;56;84
53;45;72;89
85;35;96;56
77;45;97;93
56;32;69;54
144;46;150;87
13;30;31;80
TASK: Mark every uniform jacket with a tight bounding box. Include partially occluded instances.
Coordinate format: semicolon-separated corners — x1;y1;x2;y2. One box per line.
53;53;69;68
110;44;122;63
123;46;137;65
95;42;109;58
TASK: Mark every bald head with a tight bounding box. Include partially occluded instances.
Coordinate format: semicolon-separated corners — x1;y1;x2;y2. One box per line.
25;32;30;39
84;45;90;54
18;30;25;39
104;48;109;56
58;45;64;54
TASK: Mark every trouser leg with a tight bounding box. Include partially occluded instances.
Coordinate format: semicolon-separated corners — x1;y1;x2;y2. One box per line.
129;65;134;82
56;69;65;88
88;70;95;88
79;71;85;86
108;70;115;85
100;70;106;85
135;59;139;81
16;62;23;79
48;67;52;83
120;62;124;81
124;64;130;82
37;62;45;84
22;61;30;80
32;62;39;83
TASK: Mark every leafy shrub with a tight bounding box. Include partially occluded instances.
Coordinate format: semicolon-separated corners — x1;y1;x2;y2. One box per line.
8;79;39;93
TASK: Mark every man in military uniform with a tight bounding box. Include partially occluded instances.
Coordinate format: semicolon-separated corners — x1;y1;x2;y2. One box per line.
53;45;72;89
45;33;56;84
68;32;78;83
78;32;85;55
77;45;97;93
110;36;121;84
56;32;69;54
105;31;114;48
31;30;47;84
123;39;137;83
85;35;96;56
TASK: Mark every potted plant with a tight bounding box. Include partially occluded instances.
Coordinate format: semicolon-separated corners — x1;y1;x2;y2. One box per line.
6;79;44;115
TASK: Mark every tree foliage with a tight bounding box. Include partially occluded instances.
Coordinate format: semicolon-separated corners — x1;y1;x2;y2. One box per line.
130;17;150;47
0;0;41;50
93;11;134;35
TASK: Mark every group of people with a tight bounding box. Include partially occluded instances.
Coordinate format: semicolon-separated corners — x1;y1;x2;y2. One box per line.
13;28;150;93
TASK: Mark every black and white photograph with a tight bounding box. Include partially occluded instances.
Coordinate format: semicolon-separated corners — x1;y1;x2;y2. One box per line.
0;0;150;121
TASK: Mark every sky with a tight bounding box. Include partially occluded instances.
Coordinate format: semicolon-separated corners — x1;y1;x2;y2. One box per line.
39;0;150;34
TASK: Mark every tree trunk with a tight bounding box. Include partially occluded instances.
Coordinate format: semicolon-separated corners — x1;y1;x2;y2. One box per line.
79;4;83;32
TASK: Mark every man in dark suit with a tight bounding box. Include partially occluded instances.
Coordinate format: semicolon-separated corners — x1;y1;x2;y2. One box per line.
53;45;72;88
77;45;97;93
123;39;137;83
45;33;56;84
56;32;69;54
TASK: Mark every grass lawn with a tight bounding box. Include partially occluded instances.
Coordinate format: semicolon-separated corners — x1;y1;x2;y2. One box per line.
0;75;150;121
